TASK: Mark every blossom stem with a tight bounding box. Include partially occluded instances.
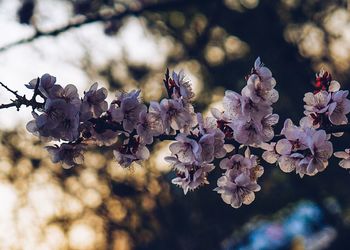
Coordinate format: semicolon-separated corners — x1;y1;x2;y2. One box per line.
163;68;171;98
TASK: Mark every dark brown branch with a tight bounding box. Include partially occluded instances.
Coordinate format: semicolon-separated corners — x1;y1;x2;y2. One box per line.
0;0;209;53
0;81;44;111
0;102;19;109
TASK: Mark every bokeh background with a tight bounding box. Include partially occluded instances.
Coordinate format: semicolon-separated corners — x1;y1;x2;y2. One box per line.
0;0;350;249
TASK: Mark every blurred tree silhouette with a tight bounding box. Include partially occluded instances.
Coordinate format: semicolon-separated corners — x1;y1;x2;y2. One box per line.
1;0;350;249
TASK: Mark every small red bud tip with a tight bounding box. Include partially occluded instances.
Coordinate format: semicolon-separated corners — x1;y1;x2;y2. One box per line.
314;71;332;91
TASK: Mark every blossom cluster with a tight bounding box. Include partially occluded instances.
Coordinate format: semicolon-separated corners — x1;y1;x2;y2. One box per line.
1;57;348;209
261;70;350;177
303;70;350;129
262;118;333;177
212;57;279;146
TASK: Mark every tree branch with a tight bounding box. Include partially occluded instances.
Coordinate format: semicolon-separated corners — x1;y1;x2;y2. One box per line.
0;81;44;111
0;0;209;53
0;82;22;98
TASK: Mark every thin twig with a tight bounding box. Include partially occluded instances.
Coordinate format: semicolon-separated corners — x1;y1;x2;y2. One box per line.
0;82;21;98
0;102;18;109
0;81;44;111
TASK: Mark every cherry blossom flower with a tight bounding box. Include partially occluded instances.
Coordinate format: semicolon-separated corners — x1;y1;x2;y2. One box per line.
223;90;243;119
109;90;147;132
169;133;201;164
27;98;80;141
230;119;263;145
159;98;196;134
334;149;350;169
252;57;276;87
215;171;261;208
13;58;350;211
328;90;350;125
26;73;57;98
303;130;333;175
113;138;150;167
49;84;81;110
211;108;234;139
80;82;108;121
241;96;272;122
280;119;307;147
170;70;194;101
276;119;333;177
260;142;279;164
242;74;278;105
220;154;252;172
303;91;331;115
261;114;279;141
197;134;215;162
137;110;161;145
196;113;226;158
46;143;85;169
171;161;215;194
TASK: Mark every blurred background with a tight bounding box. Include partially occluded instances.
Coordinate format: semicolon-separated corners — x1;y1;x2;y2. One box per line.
0;0;350;249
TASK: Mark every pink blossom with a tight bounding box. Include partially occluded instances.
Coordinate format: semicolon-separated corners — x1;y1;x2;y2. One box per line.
196;113;226;158
278;153;304;174
113;138;150;167
169;134;201;164
46;143;85;169
136;109;163;145
261;114;279;141
242;74;278;104
49;84;81;110
219;154;252;173
328;80;340;92
277;120;333;177
27;98;80;141
252;57;276;88
260;142;279;164
334;149;350;169
198;134;215;162
109;90;147;132
223;90;243;119
215;171;260;208
299;130;333;175
172;161;215;194
159;98;196;134
26;73;57;98
328;90;350;125
80;83;108;121
170;70;194;101
280;119;307;147
241;96;272;122
303;91;331;115
230;119;263;145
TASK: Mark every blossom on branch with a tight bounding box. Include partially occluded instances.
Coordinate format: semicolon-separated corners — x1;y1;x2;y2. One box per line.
334;149;350;169
2;56;350;210
46;143;85;169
